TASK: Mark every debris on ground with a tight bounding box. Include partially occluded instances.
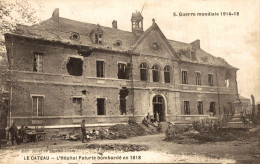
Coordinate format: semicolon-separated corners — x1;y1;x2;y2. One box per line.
86;144;149;152
165;123;258;144
108;124;149;139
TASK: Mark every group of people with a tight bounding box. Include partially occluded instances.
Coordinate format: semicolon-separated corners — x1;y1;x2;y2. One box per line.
142;112;160;127
8;122;27;145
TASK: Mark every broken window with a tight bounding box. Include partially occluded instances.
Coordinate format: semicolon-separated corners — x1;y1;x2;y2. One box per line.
195;72;201;86
73;97;82;115
96;60;104;78
209;102;216;116
140;62;148;81
32;96;44;116
119;88;128;115
95;33;102;44
33;52;43;72
66;57;83;76
152;65;160;82
118;63;130;79
208;74;214;86
78;49;92;57
198;101;203;114
70;32;80;40
164;66;171;83
225;70;231;87
182;70;188;84
184;101;190;115
97;98;105;115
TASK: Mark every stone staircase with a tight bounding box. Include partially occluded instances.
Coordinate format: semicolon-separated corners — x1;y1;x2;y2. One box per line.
224;113;248;129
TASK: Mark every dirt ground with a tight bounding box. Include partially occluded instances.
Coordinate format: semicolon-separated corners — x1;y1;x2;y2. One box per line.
0;127;259;164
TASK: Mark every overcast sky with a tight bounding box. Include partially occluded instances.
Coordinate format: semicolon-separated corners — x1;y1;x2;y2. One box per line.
27;0;260;102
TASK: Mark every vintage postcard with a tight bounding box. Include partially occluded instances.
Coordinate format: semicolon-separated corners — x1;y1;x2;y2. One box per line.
0;0;259;163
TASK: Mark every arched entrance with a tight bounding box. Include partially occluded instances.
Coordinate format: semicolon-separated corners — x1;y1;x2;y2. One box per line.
153;95;166;122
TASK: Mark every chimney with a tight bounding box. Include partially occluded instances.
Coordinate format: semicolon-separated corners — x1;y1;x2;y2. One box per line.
190;39;200;49
112;20;117;29
52;8;59;21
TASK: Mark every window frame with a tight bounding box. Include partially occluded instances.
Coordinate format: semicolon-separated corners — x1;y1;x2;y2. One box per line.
181;70;188;84
209;102;216;115
97;98;106;115
31;94;45;117
184;101;190;115
72;96;83;116
152;64;160;82
95;33;103;44
198;101;203;114
117;62;130;79
33;52;44;72
195;71;201;86
140;62;148;81
208;73;214;86
96;60;105;78
164;66;171;83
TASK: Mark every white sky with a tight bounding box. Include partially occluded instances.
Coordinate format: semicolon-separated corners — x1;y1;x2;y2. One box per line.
28;0;260;102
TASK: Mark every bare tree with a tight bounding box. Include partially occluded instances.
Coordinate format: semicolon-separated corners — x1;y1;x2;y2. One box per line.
0;0;41;128
0;0;40;62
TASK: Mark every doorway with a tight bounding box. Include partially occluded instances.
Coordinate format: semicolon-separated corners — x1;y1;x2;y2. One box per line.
152;95;166;122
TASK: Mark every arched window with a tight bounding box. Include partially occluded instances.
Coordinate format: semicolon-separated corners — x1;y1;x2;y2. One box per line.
152;64;160;82
164;66;171;83
140;62;148;81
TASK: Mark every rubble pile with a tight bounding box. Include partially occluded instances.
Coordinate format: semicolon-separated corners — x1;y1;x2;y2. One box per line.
108;124;148;139
165;123;258;144
86;144;149;152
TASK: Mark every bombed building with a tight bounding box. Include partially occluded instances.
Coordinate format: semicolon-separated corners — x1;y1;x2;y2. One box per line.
4;9;239;128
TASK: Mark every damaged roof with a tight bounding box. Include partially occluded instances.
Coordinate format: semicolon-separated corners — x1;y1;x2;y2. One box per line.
7;13;237;70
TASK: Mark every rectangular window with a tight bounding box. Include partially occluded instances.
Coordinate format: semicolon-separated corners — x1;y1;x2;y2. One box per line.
73;97;82;115
97;98;105;115
119;89;128;115
33;52;43;72
140;69;147;81
182;70;188;84
96;60;104;77
209;102;216;116
195;72;201;86
32;96;44;116
118;63;130;79
164;71;170;83
208;74;214;86
184;101;190;115
198;101;203;114
152;70;159;82
95;34;102;44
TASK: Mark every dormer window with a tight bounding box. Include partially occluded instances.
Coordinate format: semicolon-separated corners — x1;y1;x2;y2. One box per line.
95;33;102;44
92;24;103;44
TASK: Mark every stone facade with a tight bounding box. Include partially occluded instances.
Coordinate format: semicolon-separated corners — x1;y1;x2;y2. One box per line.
3;9;239;129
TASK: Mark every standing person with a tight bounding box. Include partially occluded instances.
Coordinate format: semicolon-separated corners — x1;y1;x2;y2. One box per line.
8;122;19;145
81;120;86;143
146;112;151;124
18;125;26;143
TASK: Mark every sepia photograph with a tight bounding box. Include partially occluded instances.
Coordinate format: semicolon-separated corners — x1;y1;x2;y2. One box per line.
0;0;259;163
